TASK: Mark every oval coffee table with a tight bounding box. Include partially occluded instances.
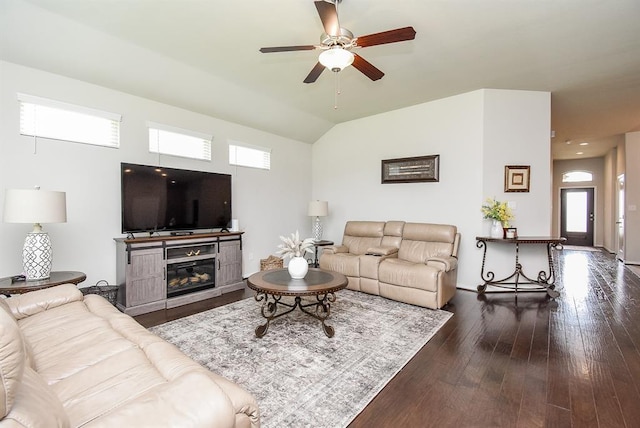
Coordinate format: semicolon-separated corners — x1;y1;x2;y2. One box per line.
246;268;348;338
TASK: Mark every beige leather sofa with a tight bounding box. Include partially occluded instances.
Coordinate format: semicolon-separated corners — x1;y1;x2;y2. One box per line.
319;221;460;309
0;284;259;428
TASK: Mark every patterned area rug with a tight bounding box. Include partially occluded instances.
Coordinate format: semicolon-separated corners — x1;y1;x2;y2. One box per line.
150;289;452;428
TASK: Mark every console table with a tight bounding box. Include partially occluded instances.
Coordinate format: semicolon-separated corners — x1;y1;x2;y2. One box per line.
475;236;566;297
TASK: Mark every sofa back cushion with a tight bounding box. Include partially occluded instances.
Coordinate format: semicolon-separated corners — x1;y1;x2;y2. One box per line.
398;223;458;263
0;300;25;419
342;221;385;255
381;221;405;249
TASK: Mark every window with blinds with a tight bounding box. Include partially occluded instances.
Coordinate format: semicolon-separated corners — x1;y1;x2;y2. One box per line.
148;121;212;161
229;142;271;170
18;93;121;148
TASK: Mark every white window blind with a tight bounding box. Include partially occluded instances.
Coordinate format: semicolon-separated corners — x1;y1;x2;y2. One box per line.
18;93;121;148
148;121;212;161
229;142;271;170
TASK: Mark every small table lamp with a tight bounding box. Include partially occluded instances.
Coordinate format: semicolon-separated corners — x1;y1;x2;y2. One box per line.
308;200;328;241
3;187;67;280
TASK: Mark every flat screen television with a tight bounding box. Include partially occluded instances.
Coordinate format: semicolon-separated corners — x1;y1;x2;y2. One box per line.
120;163;231;234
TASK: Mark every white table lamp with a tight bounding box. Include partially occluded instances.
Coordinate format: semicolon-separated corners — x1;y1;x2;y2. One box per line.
308;200;328;241
3;187;67;280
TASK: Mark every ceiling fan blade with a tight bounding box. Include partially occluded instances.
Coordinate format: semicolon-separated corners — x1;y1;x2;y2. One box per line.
303;62;326;84
356;26;416;48
259;45;317;53
352;54;384;81
314;1;340;37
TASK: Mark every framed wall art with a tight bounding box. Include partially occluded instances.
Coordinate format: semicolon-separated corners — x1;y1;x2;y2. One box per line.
504;165;530;192
381;155;440;184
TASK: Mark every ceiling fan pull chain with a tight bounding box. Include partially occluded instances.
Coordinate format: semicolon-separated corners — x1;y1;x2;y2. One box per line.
334;71;340;110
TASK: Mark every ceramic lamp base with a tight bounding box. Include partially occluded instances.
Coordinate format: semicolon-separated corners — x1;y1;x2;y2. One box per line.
23;231;52;280
312;216;323;241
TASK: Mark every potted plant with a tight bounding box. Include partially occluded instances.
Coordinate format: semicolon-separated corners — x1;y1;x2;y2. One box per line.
277;230;315;278
481;198;514;238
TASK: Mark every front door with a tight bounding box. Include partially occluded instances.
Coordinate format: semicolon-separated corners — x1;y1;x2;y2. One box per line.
560;188;595;246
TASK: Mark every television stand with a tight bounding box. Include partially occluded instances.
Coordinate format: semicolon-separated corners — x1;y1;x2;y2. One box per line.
114;232;244;315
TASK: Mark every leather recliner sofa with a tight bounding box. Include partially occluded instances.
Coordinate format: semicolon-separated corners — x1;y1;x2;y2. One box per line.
319;221;460;309
0;284;259;428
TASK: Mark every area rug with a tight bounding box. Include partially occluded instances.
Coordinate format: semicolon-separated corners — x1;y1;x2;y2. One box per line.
149;289;452;428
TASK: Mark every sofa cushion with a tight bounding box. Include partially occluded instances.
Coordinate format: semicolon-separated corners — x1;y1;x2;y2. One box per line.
398;223;457;263
381;221;405;249
5;284;84;321
320;253;361;277
379;259;441;292
342;221;385;255
1;299;36;377
79;371;235;428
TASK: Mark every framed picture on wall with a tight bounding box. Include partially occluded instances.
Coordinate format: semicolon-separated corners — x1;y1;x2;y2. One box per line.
504;165;530;192
381;155;440;183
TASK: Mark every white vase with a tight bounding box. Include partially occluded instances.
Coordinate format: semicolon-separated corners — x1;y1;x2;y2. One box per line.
288;256;308;279
490;220;504;238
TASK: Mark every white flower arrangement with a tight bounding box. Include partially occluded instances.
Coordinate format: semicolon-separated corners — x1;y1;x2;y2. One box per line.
276;230;315;259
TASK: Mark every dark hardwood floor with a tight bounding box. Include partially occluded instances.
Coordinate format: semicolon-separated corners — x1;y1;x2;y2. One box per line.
135;249;640;427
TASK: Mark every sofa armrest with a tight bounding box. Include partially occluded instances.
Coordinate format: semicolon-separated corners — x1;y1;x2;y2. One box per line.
5;284;84;320
366;246;399;257
322;245;349;255
426;256;458;272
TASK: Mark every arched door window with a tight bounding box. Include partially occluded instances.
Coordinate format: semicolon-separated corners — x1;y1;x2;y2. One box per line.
562;171;593;183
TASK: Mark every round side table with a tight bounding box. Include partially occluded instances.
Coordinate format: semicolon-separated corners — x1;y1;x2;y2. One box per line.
0;271;87;295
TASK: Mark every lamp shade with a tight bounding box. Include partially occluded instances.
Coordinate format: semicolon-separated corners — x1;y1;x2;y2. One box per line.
3;189;67;224
319;47;354;72
308;200;328;217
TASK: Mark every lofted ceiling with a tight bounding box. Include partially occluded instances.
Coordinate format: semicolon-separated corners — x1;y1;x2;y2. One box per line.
2;0;640;159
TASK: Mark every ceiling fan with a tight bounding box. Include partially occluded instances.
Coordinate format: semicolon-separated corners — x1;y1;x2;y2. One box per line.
259;0;416;83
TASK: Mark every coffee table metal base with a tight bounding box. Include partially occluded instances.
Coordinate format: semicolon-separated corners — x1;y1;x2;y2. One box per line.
254;292;337;338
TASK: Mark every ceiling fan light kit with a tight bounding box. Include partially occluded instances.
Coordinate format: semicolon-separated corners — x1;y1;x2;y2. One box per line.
259;0;416;84
319;47;354;72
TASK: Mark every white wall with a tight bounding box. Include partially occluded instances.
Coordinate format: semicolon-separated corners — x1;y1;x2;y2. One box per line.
625;131;640;264
312;89;552;288
0;61;554;291
0;61;313;285
603;147;618;252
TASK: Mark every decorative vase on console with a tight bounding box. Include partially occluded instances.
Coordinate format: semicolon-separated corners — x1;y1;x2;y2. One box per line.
482;197;514;239
490;220;504;239
276;230;314;279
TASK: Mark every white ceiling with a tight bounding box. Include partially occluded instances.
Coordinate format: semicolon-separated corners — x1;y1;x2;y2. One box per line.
2;0;640;159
